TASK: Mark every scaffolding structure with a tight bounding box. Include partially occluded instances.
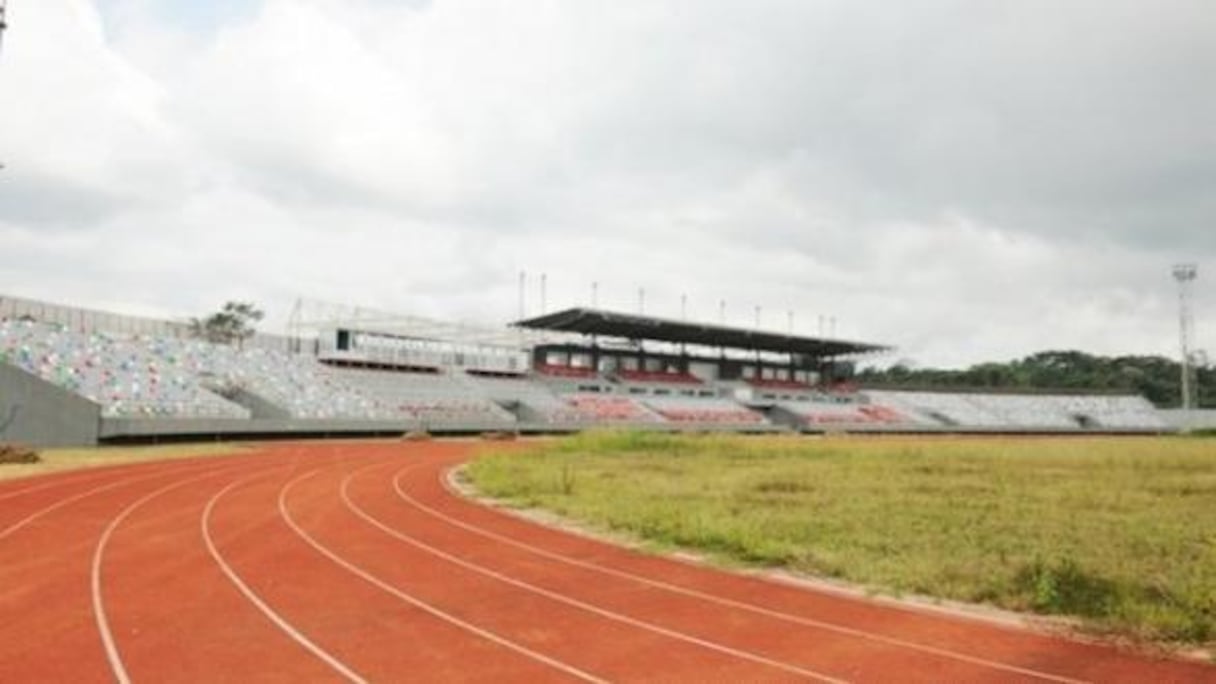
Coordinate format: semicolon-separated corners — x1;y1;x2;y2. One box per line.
285;297;553;352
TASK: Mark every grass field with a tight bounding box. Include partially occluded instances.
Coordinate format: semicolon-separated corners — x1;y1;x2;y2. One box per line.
0;443;248;482
467;431;1216;647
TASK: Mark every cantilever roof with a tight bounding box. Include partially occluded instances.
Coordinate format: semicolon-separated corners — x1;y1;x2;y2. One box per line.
513;308;890;358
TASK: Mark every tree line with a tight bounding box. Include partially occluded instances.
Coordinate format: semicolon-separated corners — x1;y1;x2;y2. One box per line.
855;350;1214;408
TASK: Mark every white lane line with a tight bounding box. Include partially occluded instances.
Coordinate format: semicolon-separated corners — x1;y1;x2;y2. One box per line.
93;463;244;684
0;461;212;541
202;471;368;684
279;469;608;684
405;465;1089;684
343;467;846;683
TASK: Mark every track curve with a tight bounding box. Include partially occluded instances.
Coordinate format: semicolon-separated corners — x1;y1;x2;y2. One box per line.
0;440;1211;682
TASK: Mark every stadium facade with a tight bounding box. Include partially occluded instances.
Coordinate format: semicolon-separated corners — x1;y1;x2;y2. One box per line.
0;294;1180;447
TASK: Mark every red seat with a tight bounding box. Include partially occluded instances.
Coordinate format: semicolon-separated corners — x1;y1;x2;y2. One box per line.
536;364;597;378
617;369;702;384
746;377;811;390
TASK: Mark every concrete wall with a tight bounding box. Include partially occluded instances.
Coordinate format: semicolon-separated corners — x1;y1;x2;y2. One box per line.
95;416;791;442
99;417;521;440
0;363;101;447
1159;409;1216;430
99;417;413;440
228;389;293;419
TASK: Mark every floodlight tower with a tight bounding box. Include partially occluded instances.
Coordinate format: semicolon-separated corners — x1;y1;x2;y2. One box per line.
1173;263;1199;410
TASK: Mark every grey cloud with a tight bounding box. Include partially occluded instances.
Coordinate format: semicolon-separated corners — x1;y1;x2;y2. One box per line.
0;0;1212;368
0;172;128;228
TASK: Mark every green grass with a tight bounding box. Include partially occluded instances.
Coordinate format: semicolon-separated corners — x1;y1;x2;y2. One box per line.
467;431;1216;646
0;443;249;482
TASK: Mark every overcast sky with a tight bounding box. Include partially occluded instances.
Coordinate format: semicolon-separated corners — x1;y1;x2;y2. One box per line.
1;0;1212;367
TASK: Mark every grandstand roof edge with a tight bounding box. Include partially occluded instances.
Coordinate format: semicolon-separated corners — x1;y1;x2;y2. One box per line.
512;307;891;358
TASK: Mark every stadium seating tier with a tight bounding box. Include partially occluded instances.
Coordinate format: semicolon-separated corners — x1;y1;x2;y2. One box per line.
0;320;1168;432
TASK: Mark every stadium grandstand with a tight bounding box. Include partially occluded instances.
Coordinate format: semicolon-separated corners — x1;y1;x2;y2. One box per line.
0;294;1175;447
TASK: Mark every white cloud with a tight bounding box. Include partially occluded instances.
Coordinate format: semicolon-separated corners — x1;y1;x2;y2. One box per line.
0;0;1212;368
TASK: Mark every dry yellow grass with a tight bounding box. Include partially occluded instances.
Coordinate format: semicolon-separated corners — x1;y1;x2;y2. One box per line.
0;443;249;482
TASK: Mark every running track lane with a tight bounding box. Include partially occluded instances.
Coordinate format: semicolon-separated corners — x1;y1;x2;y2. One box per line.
0;454;260;681
214;454;596;682
289;459;832;682
0;440;1212;682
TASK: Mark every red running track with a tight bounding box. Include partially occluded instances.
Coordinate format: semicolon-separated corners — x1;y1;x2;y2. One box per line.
0;440;1212;682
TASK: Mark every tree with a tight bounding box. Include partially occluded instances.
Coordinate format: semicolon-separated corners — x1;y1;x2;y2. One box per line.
190;302;264;347
856;349;1212;408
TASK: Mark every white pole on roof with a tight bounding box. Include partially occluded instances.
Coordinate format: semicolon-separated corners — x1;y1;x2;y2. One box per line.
719;299;725;325
754;305;761;329
540;272;547;314
680;293;687;321
788;310;794;334
591;281;598;308
637;287;645;315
